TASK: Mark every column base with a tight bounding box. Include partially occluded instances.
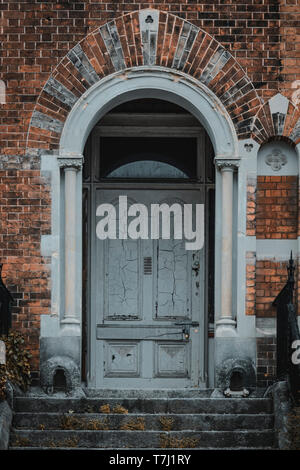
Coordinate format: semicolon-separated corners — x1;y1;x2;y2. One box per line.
215;317;237;337
60;317;81;336
40;336;81;394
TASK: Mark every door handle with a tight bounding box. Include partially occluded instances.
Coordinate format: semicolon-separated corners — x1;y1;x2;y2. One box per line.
174;321;200;340
192;261;200;275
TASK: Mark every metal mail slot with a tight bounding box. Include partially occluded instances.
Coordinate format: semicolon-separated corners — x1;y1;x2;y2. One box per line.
97;325;185;341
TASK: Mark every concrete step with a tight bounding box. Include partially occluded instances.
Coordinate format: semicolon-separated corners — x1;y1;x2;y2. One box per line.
10;446;277;450
13;397;273;415
9;429;276;449
85;389;215;398
13;412;274;431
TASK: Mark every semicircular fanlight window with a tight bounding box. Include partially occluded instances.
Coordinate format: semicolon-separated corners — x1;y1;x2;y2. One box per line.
107;160;188;178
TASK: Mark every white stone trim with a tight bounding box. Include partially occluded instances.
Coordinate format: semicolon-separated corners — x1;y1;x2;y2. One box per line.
59;67;239;159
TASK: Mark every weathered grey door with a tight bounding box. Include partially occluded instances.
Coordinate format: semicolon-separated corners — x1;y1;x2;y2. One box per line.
90;188;205;389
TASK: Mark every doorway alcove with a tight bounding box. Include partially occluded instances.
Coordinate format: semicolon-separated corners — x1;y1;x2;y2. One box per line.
81;98;215;389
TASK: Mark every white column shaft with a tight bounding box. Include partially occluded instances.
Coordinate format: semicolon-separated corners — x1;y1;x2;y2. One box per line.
221;168;233;320
63;167;78;323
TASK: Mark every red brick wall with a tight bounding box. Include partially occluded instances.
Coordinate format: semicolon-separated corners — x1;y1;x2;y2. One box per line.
280;0;300;99
256;175;298;240
246;175;298;318
0;162;51;374
246;256;296;318
255;259;295;317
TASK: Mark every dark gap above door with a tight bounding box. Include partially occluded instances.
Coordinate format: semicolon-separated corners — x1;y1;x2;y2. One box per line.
99;137;197;178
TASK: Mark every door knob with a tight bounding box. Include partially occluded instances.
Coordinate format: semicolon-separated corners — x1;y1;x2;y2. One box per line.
174;321;200;341
192;261;200;275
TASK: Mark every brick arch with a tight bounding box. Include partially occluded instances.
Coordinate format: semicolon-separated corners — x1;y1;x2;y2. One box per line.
27;9;274;151
252;95;300;145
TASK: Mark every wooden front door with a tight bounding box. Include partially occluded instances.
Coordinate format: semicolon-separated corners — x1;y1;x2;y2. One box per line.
90;188;205;389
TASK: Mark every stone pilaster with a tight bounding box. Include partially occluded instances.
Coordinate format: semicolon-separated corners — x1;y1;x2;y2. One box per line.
215;158;239;336
58;153;83;335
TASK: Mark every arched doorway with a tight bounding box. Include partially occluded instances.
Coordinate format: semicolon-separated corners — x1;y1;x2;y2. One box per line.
46;68;239;392
82;98;215;388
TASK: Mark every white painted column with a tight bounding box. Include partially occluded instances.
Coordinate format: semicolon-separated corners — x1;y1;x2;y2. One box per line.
215;159;239;336
58;154;83;334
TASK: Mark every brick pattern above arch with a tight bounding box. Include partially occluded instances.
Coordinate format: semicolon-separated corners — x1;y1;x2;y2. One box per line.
253;93;300;145
26;9;300;151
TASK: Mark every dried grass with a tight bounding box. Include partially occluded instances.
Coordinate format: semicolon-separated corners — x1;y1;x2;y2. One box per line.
160;434;199;449
120;417;145;430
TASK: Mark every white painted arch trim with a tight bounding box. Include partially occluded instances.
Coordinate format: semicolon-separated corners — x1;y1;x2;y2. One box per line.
53;66;241;385
59;67;239;160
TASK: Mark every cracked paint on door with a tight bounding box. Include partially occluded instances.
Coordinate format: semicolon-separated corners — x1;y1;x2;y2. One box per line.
156;239;190;318
106;239;140;319
93;189;205;388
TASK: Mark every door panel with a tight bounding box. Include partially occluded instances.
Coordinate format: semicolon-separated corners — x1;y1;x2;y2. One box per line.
105;238;141;319
90;189;205;388
155;342;190;378
155;239;191;319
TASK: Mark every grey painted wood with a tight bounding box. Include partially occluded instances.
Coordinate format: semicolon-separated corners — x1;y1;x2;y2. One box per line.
90;188;205;389
96;325;185;340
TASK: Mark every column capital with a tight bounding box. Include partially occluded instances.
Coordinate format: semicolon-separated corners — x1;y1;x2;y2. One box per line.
58;152;84;170
215;158;240;171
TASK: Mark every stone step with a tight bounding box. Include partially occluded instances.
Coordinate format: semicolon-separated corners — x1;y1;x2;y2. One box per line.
10;446;277;450
9;429;276;449
13;412;274;432
85;389;216;398
13;397;273;415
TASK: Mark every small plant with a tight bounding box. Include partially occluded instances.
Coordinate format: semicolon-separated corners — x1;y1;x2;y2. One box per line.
112;404;128;414
120;417;145;430
86;417;109;430
0;331;31;401
100;404;111;414
45;437;79;448
0;370;7;401
60;414;83;430
160;434;199;449
159;416;174;431
60;413;110;430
